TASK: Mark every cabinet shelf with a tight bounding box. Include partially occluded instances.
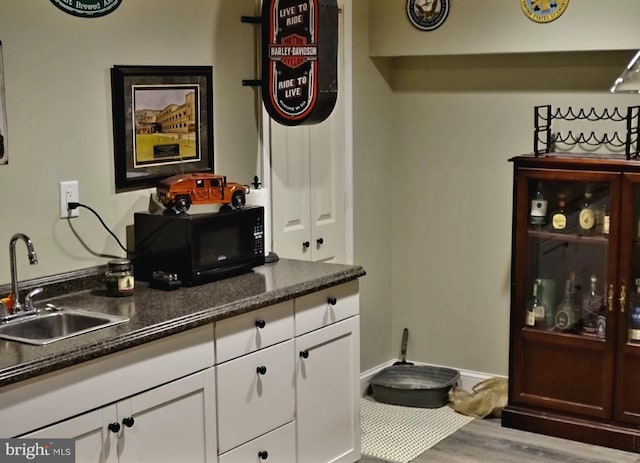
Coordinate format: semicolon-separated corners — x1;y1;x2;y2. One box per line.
528;229;608;244
522;325;606;343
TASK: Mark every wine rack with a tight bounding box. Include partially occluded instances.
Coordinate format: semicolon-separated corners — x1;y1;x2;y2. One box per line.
533;105;640;159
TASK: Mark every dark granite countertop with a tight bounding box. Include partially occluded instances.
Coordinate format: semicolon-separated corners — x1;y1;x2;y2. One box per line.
0;258;365;388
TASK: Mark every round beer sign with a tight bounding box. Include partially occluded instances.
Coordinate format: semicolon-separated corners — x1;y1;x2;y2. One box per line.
50;0;123;18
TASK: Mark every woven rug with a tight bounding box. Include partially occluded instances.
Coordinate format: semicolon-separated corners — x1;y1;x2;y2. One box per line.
361;397;474;463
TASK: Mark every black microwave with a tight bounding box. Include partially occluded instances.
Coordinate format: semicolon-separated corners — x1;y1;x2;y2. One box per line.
133;206;265;286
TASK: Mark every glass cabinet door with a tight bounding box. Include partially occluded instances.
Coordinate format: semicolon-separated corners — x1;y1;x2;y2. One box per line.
614;174;640;424
512;168;620;420
523;176;611;338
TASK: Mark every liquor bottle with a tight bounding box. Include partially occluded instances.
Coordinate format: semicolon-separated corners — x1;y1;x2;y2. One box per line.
530;183;547;227
526;279;546;327
551;194;568;232
555;278;577;331
596;311;607;340
579;186;596;234
582;275;604;335
629;278;640;342
541;279;557;328
602;207;610;237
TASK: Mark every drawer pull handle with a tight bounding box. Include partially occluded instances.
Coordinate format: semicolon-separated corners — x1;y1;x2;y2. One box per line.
255;319;266;329
300;350;309;359
256;365;267;375
327;296;337;306
258;450;269;460
108;422;121;433
303;241;310;249
122;417;135;428
317;237;324;246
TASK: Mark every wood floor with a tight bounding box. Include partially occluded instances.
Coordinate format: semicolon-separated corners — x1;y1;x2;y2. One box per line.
360;417;640;463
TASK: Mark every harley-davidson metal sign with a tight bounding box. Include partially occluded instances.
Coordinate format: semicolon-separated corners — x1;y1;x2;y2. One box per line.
262;0;338;126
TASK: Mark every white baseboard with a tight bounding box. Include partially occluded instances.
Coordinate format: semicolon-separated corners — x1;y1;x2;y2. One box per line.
360;359;505;397
360;360;396;396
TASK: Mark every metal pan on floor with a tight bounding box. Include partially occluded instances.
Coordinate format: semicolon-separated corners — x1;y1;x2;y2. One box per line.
369;328;460;408
369;364;460;408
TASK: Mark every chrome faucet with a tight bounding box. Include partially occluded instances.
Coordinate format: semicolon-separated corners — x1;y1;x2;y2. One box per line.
9;233;38;313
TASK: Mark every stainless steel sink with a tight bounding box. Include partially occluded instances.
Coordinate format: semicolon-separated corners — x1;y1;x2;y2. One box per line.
0;308;129;345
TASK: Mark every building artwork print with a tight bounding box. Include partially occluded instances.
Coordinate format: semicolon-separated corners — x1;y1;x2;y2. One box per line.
132;85;200;168
111;65;214;192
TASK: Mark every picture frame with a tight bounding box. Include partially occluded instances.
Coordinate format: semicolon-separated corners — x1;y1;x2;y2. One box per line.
110;65;214;192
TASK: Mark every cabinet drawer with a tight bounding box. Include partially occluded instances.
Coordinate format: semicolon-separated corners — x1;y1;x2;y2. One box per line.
216;300;294;363
218;421;295;463
217;340;295;453
295;280;359;336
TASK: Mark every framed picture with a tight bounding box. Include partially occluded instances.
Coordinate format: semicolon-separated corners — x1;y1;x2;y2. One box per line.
0;41;8;165
111;65;214;191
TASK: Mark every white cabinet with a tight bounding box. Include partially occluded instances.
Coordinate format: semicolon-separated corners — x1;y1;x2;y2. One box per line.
215;299;296;457
296;317;360;463
5;278;361;463
24;407;118;463
270;4;347;264
215;279;361;462
271;113;345;263
117;369;216;463
1;324;214;438
216;340;295;453
24;368;217;463
294;281;360;463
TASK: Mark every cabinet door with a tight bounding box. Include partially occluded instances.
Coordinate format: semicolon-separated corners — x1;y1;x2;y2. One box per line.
271;123;312;260
614;173;640;424
511;169;620;420
295;316;360;463
23;406;119;463
271;114;345;263
307;67;345;263
117;368;216;463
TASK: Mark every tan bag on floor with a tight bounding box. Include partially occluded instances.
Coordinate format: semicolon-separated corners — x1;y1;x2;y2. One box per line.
448;377;508;419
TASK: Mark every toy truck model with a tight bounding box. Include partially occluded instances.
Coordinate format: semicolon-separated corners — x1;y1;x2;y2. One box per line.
156;172;247;213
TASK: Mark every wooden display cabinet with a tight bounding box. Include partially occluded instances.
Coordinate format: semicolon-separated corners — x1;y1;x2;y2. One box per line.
503;153;640;453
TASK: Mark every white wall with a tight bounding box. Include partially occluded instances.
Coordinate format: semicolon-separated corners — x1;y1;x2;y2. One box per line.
0;0;260;284
369;0;640;57
3;0;638;379
352;0;395;371
360;2;640;376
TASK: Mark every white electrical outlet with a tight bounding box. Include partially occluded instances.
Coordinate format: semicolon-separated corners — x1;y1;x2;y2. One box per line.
59;180;79;219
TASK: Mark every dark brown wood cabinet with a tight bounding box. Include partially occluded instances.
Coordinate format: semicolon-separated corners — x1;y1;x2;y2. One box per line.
503;153;640;453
